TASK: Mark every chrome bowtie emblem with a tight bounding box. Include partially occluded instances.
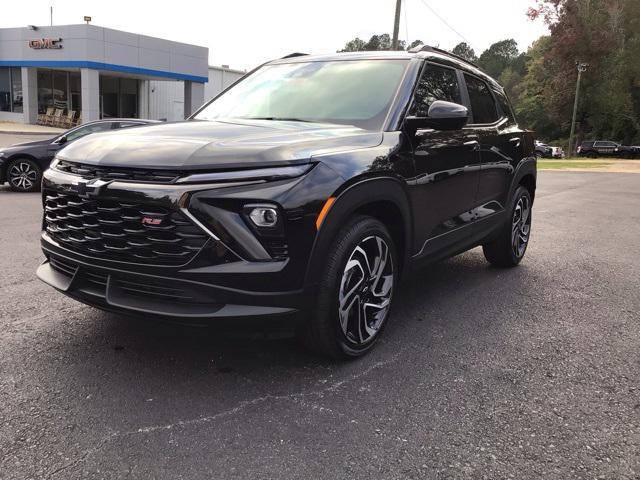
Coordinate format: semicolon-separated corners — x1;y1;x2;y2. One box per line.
72;178;109;198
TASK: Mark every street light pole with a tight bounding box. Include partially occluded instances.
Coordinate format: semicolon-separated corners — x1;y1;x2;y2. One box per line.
392;0;402;50
568;61;588;157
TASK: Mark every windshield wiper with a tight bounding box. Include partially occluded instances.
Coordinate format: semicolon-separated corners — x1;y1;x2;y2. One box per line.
242;116;314;123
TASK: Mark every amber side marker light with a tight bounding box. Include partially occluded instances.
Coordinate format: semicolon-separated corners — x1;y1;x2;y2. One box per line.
315;196;336;230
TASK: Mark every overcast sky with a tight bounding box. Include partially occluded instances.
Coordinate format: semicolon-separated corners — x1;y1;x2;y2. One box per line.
5;0;549;71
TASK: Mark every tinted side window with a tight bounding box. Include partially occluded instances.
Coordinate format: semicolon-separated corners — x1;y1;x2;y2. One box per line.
117;122;143;129
494;90;515;122
464;74;499;124
66;122;114;142
409;64;461;117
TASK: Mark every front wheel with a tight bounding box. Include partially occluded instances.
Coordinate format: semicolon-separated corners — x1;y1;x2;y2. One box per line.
482;186;532;267
299;216;397;359
7;158;42;192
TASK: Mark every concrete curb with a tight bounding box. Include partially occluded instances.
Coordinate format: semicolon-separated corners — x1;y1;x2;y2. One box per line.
0;130;61;136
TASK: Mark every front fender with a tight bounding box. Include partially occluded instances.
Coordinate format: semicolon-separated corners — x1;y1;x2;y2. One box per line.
303;176;413;288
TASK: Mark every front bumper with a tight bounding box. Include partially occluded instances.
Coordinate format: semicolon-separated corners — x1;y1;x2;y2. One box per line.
36;163;344;320
39;238;303;320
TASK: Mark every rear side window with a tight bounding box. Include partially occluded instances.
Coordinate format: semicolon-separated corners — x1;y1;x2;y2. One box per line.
464;74;499;124
494;90;515;122
409;63;461;117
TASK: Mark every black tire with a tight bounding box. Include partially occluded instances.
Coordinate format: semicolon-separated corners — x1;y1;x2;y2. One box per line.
482;186;532;268
7;158;42;192
299;216;398;359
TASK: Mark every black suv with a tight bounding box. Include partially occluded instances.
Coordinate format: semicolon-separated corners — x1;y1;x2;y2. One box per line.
37;47;536;358
577;140;639;158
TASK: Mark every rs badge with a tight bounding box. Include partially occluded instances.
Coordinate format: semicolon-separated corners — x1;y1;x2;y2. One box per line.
141;217;162;226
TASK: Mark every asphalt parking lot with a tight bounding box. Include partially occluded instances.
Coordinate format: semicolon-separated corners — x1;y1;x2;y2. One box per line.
1;160;639;478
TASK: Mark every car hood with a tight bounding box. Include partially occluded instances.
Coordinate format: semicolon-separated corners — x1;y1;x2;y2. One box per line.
56;119;382;170
1;137;54;151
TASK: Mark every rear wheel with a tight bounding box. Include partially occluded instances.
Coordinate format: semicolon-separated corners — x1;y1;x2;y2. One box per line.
482;186;532;267
7;158;41;192
300;216;397;359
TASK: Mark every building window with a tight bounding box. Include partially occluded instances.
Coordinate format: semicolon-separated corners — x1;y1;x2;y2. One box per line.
11;68;22;113
100;76;139;119
0;67;22;113
36;69;81;114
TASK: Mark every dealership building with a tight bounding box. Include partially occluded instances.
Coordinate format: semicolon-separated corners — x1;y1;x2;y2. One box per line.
0;24;244;124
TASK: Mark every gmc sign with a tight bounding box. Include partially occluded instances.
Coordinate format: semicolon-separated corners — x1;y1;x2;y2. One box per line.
28;38;63;49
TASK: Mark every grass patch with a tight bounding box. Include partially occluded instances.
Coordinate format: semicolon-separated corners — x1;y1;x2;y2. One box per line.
538;160;610;170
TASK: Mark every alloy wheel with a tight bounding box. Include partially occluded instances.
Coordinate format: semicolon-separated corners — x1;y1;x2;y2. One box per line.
9;162;38;191
338;235;394;346
512;195;531;258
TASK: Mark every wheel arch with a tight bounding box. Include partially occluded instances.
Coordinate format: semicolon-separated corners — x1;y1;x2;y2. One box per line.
304;176;413;288
509;158;537;204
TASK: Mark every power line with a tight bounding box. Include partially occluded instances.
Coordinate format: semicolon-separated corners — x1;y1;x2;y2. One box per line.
416;0;472;46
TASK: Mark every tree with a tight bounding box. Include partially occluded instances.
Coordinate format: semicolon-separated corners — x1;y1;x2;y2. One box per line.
451;42;478;63
407;39;424;51
478;39;520;79
338;33;407;52
340;37;367;52
524;0;640;143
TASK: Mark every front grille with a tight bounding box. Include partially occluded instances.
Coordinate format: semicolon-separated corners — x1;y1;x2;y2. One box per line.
117;277;194;302
46;254;214;306
50;256;78;277
55;160;182;184
44;191;209;266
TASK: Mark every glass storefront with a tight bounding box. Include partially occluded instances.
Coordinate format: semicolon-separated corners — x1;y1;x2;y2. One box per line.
37;69;81;114
0;67;23;113
33;69;140;119
100;76;139;118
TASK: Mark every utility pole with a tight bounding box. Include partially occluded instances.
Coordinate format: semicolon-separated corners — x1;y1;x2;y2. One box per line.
50;6;53;26
392;0;402;50
568;61;588;157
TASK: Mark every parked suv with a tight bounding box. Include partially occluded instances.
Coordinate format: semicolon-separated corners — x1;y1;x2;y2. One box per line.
37;46;536;358
534;141;552;158
577;140;639;158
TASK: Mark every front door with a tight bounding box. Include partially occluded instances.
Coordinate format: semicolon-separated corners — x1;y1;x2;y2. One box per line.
407;62;481;258
462;74;523;237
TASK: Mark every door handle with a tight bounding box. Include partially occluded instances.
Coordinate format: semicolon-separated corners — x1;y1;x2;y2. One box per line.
464;140;479;150
509;137;521;147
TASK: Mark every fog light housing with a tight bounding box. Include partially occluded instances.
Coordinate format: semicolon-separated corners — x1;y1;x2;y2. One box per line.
248;206;279;227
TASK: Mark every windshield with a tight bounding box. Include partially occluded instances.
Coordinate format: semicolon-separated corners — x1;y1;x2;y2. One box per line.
194;59;409;130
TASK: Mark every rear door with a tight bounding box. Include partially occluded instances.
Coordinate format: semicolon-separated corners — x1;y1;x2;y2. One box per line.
462;73;522;238
407;62;482;258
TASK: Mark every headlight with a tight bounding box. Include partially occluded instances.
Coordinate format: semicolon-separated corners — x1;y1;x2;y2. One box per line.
175;164;313;184
49;158;60;169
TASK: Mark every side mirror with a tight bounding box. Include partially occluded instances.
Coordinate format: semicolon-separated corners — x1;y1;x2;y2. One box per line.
56;135;67;145
405;100;469;132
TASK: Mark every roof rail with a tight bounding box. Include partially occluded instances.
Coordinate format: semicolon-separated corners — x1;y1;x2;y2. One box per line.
408;44;480;69
281;52;308;59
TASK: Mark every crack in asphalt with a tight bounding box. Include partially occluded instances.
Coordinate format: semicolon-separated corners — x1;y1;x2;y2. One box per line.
44;352;402;478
